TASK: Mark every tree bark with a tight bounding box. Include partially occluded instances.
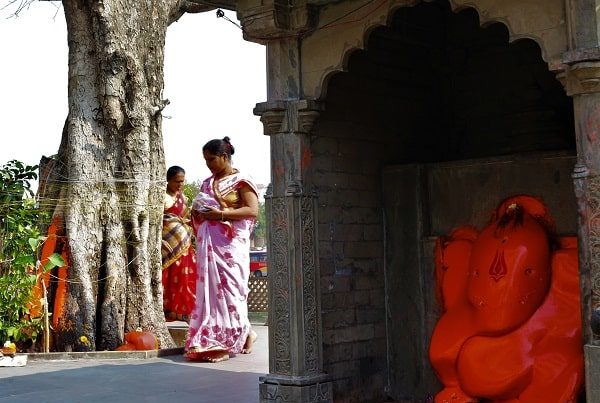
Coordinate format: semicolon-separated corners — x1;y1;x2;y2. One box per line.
48;0;187;351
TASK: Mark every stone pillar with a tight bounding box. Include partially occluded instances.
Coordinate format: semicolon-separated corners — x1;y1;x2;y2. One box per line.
563;53;600;399
236;2;332;400
254;99;332;403
562;1;600;396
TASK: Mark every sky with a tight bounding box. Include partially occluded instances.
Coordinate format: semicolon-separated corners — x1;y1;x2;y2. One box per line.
0;2;270;187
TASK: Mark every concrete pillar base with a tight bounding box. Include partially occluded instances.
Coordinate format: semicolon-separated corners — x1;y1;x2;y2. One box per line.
259;374;333;402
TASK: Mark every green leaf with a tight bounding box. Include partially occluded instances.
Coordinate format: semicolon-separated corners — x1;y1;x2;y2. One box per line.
28;237;39;251
14;255;34;266
46;253;65;269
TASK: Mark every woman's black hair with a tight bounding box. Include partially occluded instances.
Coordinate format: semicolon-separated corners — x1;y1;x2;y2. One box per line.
167;165;185;180
203;136;235;160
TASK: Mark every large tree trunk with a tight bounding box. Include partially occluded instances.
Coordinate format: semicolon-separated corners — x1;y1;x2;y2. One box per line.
46;0;192;351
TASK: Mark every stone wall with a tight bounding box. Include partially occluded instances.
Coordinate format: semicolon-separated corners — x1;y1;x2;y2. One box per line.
312;129;388;402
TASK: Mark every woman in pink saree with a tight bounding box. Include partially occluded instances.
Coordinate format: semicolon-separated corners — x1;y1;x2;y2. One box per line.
185;137;259;362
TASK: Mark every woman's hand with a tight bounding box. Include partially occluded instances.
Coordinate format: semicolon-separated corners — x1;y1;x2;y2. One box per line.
198;206;223;221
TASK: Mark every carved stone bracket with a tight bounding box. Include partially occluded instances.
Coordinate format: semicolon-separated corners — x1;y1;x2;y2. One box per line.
564;61;600;96
559;48;600;96
260;193;331;402
255;99;323;196
236;0;317;44
254;99;323;136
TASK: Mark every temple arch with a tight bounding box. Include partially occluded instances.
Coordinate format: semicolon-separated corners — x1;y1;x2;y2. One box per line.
305;0;568;99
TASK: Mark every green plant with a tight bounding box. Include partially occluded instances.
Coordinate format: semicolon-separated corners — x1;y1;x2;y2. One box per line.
182;179;200;207
253;202;266;239
0;160;62;346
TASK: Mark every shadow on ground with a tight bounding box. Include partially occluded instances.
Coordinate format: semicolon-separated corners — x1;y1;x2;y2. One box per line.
0;358;263;403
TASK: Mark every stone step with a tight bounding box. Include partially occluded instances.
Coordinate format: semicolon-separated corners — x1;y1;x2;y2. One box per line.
167;321;188;348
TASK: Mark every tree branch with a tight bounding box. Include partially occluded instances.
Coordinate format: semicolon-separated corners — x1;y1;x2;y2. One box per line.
180;1;213;14
184;0;235;12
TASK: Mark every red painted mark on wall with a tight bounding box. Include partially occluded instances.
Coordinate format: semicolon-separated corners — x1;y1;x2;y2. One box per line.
274;161;284;178
585;107;600;144
301;148;311;171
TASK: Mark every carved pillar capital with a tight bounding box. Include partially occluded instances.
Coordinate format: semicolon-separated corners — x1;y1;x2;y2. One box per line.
254;99;324;136
560;47;600;96
565;61;600;96
255;99;323;196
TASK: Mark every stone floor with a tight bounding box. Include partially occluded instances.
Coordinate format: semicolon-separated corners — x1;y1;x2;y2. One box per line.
0;324;269;403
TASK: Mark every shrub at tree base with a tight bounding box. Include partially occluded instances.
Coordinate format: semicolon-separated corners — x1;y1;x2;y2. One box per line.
0;160;63;351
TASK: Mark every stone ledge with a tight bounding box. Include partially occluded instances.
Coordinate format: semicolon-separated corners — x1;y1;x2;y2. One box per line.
26;347;184;361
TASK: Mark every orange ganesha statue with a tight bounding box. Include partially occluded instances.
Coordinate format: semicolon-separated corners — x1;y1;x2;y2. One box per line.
429;195;584;403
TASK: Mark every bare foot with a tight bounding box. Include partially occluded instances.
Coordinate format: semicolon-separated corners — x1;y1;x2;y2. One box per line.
185;347;230;363
203;350;230;363
241;330;258;354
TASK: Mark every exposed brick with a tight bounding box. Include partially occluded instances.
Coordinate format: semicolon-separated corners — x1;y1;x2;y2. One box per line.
318;223;331;239
322;324;375;344
325;359;360;379
318;240;343;258
343;241;383;259
321;275;353;294
318;189;360;208
319;257;335;276
315;171;350;188
355;274;383;290
370;288;386;305
338;139;373;158
354;190;382;208
320;292;335;310
360;158;383;175
332;156;365;174
342;207;381;225
322;309;356;330
332;224;364;242
311;136;338;155
323;343;354;364
333;291;355;308
363;224;383;240
354;290;371;307
356;307;385;325
352;258;382;275
347;173;380;191
317;206;343;223
312;157;333;173
318;240;333;258
373;322;387;338
329;377;352;397
359;355;387;374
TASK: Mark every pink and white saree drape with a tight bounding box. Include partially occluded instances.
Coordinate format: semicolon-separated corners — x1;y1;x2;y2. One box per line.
185;172;257;354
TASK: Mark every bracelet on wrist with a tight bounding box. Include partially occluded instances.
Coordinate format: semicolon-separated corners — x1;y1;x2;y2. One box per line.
221;211;224;221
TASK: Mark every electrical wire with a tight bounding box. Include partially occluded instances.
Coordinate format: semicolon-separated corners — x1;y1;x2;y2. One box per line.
215;0;390;42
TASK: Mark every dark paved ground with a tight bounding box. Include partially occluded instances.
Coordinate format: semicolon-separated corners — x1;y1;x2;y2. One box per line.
0;325;268;403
